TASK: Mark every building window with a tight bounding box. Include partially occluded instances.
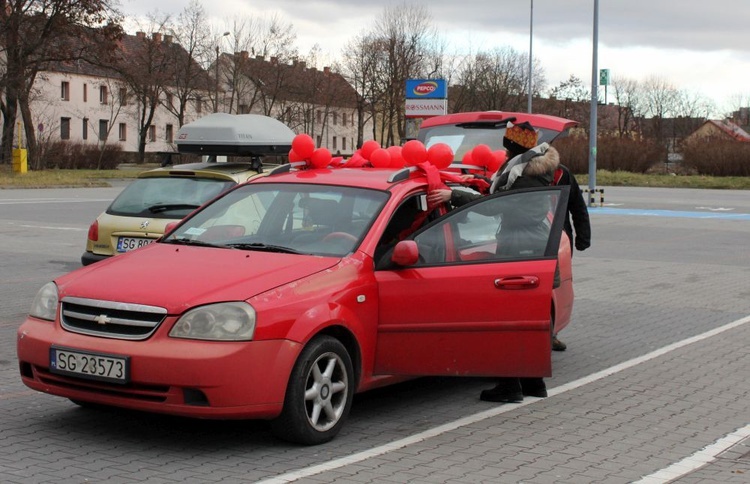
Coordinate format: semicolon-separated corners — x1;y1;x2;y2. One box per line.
332;113;338;126
83;84;87;103
239;104;248;114
61;82;70;101
119;87;127;105
166;93;174;109
343;137;347;151
316;135;321;147
118;123;127;141
332;136;338;150
166;124;173;143
148;125;156;142
60;117;71;140
82;118;88;140
99;120;108;141
100;86;108;104
195;96;202;114
342;113;347;127
316;111;322;123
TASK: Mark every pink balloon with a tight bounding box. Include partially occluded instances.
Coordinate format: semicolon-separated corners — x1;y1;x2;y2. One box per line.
292;134;315;159
387;146;404;168
360;140;381;160
472;144;493;167
288;149;304;162
370;148;391;168
427;143;454;169
310;148;332;168
402;140;428;166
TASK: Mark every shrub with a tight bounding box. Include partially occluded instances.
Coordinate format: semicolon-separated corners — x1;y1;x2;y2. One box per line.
36;142;130;170
553;135;666;174
682;139;750;177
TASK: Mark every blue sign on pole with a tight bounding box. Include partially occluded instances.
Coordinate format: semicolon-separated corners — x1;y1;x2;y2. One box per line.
405;79;447;99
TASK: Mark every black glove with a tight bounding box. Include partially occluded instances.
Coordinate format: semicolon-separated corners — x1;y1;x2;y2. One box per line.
575;239;590;251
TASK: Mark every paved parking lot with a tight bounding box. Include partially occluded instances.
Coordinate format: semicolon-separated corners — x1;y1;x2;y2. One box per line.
1;186;748;483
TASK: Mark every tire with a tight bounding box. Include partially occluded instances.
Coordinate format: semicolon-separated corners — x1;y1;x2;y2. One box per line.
271;335;354;445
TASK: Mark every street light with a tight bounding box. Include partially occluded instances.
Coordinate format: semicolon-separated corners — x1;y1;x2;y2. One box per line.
214;32;230;113
588;0;598;207
528;0;533;113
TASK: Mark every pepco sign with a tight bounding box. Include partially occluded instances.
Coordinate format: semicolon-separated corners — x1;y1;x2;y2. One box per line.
406;79;446;99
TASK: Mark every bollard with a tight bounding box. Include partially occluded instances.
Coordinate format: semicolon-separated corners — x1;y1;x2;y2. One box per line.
12;148;28;174
582;188;604;207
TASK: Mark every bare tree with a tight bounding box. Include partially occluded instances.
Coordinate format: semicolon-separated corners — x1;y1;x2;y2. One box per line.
0;0;121;166
341;33;380;148
164;0;213;126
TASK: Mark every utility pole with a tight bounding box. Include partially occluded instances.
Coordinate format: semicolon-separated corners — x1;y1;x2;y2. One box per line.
528;0;533;114
588;0;599;207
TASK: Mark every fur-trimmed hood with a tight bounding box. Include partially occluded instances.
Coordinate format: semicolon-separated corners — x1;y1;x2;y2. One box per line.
523;144;560;176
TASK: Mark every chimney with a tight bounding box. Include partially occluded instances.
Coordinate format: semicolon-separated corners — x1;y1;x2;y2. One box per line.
256;55;264;61
240;51;249;61
323;66;330;75
136;31;145;39
164;35;172;44
300;61;306;69
152;32;162;43
270;56;278;65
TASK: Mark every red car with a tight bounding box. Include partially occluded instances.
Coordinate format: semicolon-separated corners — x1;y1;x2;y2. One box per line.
17;140;573;445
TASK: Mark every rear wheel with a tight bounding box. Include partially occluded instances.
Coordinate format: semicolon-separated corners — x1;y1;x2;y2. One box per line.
271;335;354;445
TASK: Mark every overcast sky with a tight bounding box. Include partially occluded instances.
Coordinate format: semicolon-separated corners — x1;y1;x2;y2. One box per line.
120;0;750;116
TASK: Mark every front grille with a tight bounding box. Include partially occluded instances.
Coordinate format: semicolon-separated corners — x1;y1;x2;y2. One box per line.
61;296;167;340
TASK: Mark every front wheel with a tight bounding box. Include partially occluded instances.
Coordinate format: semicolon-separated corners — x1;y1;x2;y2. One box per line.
271;335;354;445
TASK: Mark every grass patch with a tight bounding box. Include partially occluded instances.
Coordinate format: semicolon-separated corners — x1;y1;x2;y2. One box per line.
0;164;153;188
576;170;750;190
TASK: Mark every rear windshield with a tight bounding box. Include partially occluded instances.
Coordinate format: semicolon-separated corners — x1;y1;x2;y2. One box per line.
108;177;235;218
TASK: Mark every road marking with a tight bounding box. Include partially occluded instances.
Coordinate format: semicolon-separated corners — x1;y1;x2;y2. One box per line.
258;314;750;484
0;198;112;205
634;424;750;483
9;222;85;232
590;207;750;220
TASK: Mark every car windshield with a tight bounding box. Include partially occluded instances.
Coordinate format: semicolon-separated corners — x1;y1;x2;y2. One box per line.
163;183;389;257
108;177;235;218
418;123;564;164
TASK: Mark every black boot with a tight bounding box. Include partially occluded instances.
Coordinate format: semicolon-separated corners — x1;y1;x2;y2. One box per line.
520;377;547;398
480;378;523;403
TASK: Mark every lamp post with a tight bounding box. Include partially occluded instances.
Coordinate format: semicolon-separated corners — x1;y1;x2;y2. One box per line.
214;32;230;113
528;0;533;113
588;0;598;207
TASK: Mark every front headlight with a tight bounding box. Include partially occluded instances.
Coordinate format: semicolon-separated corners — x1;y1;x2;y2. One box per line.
170;302;256;341
29;282;59;321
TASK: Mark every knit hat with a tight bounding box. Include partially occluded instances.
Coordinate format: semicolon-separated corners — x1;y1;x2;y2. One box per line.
503;121;538;156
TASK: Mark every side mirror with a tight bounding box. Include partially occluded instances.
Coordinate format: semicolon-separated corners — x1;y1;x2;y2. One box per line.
164;221;179;235
391;240;419;266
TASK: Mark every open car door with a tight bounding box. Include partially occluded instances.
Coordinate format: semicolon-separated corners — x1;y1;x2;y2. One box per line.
373;186;570;378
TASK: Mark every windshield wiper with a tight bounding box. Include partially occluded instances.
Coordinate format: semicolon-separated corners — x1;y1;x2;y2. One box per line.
225;242;300;254
147;203;201;214
164;237;224;248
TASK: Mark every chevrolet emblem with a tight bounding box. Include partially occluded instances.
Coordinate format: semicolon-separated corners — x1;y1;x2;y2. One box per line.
94;314;112;325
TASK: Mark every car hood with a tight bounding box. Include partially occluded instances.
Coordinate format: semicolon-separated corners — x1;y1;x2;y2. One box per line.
58;243;340;313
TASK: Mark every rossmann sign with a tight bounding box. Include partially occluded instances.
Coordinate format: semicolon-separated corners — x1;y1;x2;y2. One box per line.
406;79;447;99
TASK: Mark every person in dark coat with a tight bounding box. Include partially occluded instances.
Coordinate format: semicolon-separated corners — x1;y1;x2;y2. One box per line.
427;121;590;403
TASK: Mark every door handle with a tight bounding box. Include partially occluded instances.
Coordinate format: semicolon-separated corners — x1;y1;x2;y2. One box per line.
494;276;539;289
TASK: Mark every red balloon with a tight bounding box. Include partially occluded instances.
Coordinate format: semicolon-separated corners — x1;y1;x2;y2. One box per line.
288;149;304;162
487;150;506;173
360;140;381;160
402;140;427;166
387;146;404;168
370;148;391;168
472;144;493;167
461;150;474;166
427;143;454;170
309;148;332;168
292;134;315;159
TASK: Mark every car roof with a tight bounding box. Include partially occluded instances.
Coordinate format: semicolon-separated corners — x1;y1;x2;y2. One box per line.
138;162;269;181
252;165;427;192
419;111;577;132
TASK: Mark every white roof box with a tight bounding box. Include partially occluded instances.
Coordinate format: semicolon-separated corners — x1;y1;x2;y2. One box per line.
176;113;295;156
